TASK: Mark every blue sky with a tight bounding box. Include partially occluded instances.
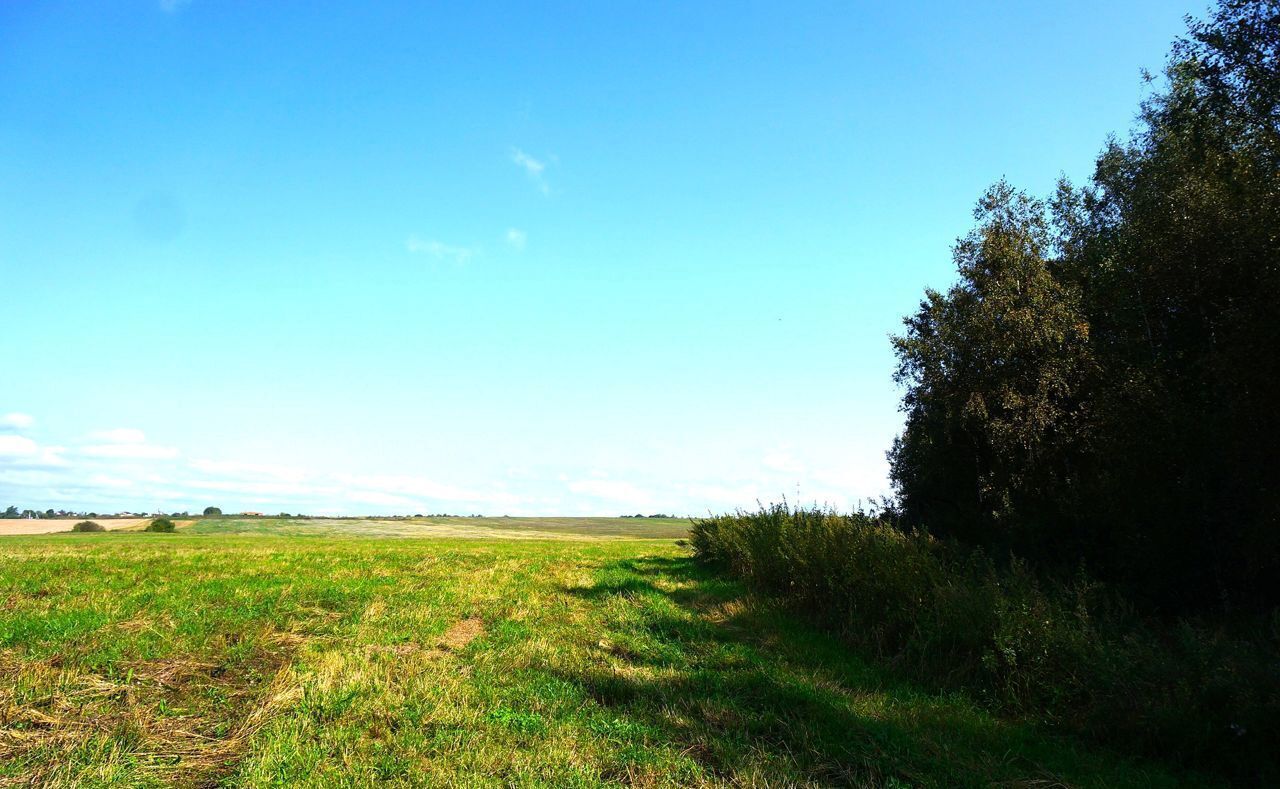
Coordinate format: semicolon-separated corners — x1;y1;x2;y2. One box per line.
1;1;1199;516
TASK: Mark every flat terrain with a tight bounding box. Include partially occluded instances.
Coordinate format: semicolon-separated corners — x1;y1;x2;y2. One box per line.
0;519;148;536
187;516;692;540
0;520;1206;787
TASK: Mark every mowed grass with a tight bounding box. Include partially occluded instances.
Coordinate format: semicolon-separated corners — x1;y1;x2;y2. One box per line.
0;527;1205;787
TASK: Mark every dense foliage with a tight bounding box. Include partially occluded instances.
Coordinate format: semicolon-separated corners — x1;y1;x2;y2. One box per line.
890;0;1280;611
144;517;176;533
71;521;104;533
691;505;1279;782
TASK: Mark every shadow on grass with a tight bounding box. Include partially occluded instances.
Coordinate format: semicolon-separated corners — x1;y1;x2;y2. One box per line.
555;556;1190;788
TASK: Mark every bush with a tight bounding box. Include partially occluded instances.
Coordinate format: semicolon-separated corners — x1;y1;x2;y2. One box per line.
203;506;222;516
691;504;1280;782
71;520;105;532
145;517;176;533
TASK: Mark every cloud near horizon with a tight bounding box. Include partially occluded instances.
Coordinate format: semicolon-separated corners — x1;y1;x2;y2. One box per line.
0;413;890;517
81;428;178;460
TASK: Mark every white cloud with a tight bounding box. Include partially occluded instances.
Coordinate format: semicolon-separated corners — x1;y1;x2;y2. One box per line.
676;482;763;510
566;479;653;507
82;444;179;459
505;228;527;250
187;479;321;497
810;459;891;500
345;490;417;508
0;434;66;469
80;426;175;460
0;435;38;457
36;446;68;467
91;428;147;444
1;413;34;431
510;148;544;176
511;148;553;195
0;411;888;517
189;459;307;482
406;236;476;264
330;472;476;502
762;449;805;475
88;474;134;489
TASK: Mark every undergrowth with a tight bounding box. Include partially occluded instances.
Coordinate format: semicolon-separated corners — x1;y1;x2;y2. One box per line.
691;504;1280;784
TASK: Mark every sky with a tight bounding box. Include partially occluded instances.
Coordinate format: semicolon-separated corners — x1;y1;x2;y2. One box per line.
1;1;1202;516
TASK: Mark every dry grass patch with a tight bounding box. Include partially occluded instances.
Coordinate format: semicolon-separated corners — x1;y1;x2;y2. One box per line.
439;617;484;651
0;635;306;788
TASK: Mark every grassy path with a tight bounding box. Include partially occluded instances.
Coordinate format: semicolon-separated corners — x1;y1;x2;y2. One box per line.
0;534;1206;787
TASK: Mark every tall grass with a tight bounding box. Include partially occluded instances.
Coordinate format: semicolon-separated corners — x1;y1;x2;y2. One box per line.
691;504;1279;783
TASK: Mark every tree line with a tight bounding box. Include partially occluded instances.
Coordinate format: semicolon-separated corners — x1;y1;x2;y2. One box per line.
890;0;1280;612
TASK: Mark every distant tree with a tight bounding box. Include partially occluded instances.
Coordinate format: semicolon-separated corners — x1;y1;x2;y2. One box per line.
2;506;18;519
203;506;222;517
72;521;105;532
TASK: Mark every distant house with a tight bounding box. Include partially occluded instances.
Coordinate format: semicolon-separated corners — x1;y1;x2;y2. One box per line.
241;511;264;516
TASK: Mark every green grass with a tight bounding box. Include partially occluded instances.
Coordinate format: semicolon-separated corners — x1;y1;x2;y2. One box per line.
0;525;1210;787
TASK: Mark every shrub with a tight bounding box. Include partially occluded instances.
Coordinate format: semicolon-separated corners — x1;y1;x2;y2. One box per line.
203;506;222;516
71;520;105;532
691;504;1280;782
145;517;176;533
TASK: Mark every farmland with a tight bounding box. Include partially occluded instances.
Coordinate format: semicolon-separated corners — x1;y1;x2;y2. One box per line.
0;519;149;537
0;519;1202;787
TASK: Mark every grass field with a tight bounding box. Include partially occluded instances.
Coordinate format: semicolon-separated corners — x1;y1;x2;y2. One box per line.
0;519;1209;787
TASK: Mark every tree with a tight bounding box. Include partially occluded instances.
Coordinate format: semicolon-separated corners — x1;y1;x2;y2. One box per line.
892;183;1094;557
203;506;223;517
2;506;17;519
891;0;1280;611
